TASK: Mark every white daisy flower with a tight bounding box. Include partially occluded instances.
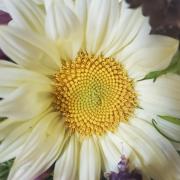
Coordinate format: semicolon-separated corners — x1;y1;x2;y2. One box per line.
0;0;179;180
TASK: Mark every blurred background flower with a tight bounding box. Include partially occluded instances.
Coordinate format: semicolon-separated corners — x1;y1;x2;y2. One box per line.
0;10;11;60
104;155;142;180
126;0;180;40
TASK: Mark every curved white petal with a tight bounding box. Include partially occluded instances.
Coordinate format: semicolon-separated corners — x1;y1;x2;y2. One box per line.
75;0;90;47
118;121;180;180
0;119;22;141
0;26;60;75
153;116;180;151
3;0;45;33
122;36;178;80
0;83;52;120
8;112;65;180
86;0;111;53
100;1;145;57
75;0;90;25
45;0;82;59
0;118;37;163
154;117;180;141
0;60;20;68
135;109;180;150
0;66;52;88
136;74;180;117
0;63;52;119
54;135;79;180
98;132;141;173
79;137;101;180
98;134;121;172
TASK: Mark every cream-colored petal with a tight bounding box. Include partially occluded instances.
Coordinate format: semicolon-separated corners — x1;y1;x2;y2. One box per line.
0;118;37;163
79;137;101;180
0;87;15;98
8;112;65;180
136;74;180;117
0;84;52;120
0;66;52;88
121;36;178;80
0;64;52;116
86;0;120;54
0;119;23;141
45;0;82;59
118;121;180;180
154;117;180;142
98;134;121;173
3;0;45;33
0;1;6;11
75;0;90;47
75;0;88;26
98;132;141;173
0;62;52;120
135;109;180;150
54;135;79;180
0;60;20;68
0;26;60;75
99;1;144;57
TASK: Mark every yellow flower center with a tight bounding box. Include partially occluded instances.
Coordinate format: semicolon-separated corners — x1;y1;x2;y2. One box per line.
53;51;137;136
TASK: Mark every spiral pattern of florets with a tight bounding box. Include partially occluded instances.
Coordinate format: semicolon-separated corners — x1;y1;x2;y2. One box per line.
54;51;137;136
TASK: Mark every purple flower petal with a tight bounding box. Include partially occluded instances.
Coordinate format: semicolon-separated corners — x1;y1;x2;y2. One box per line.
105;155;143;180
0;10;12;25
35;166;54;180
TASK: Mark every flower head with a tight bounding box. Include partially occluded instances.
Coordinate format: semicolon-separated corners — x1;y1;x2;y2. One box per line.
0;0;179;180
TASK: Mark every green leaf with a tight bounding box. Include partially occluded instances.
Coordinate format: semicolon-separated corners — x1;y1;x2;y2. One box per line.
0;159;14;180
0;118;6;123
45;175;53;180
158;115;180;126
140;49;180;81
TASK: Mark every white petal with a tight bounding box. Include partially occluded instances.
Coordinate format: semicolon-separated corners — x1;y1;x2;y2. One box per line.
86;0;116;53
0;60;20;68
0;64;52;117
0;66;52;88
0;83;52;120
136;74;180;117
3;0;45;33
79;137;101;180
0;26;60;75
75;0;89;47
98;132;141;173
118;121;180;180
100;1;145;57
75;0;89;25
0;87;15;98
122;36;178;79
45;0;82;59
98;134;121;172
8;112;65;180
54;135;79;180
135;109;180;150
0;118;37;163
0;119;23;141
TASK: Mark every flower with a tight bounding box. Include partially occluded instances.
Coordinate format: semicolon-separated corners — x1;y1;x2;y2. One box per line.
105;155;143;180
0;0;179;180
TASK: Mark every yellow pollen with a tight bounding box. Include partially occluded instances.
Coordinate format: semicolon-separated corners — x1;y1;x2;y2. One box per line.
53;51;137;136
